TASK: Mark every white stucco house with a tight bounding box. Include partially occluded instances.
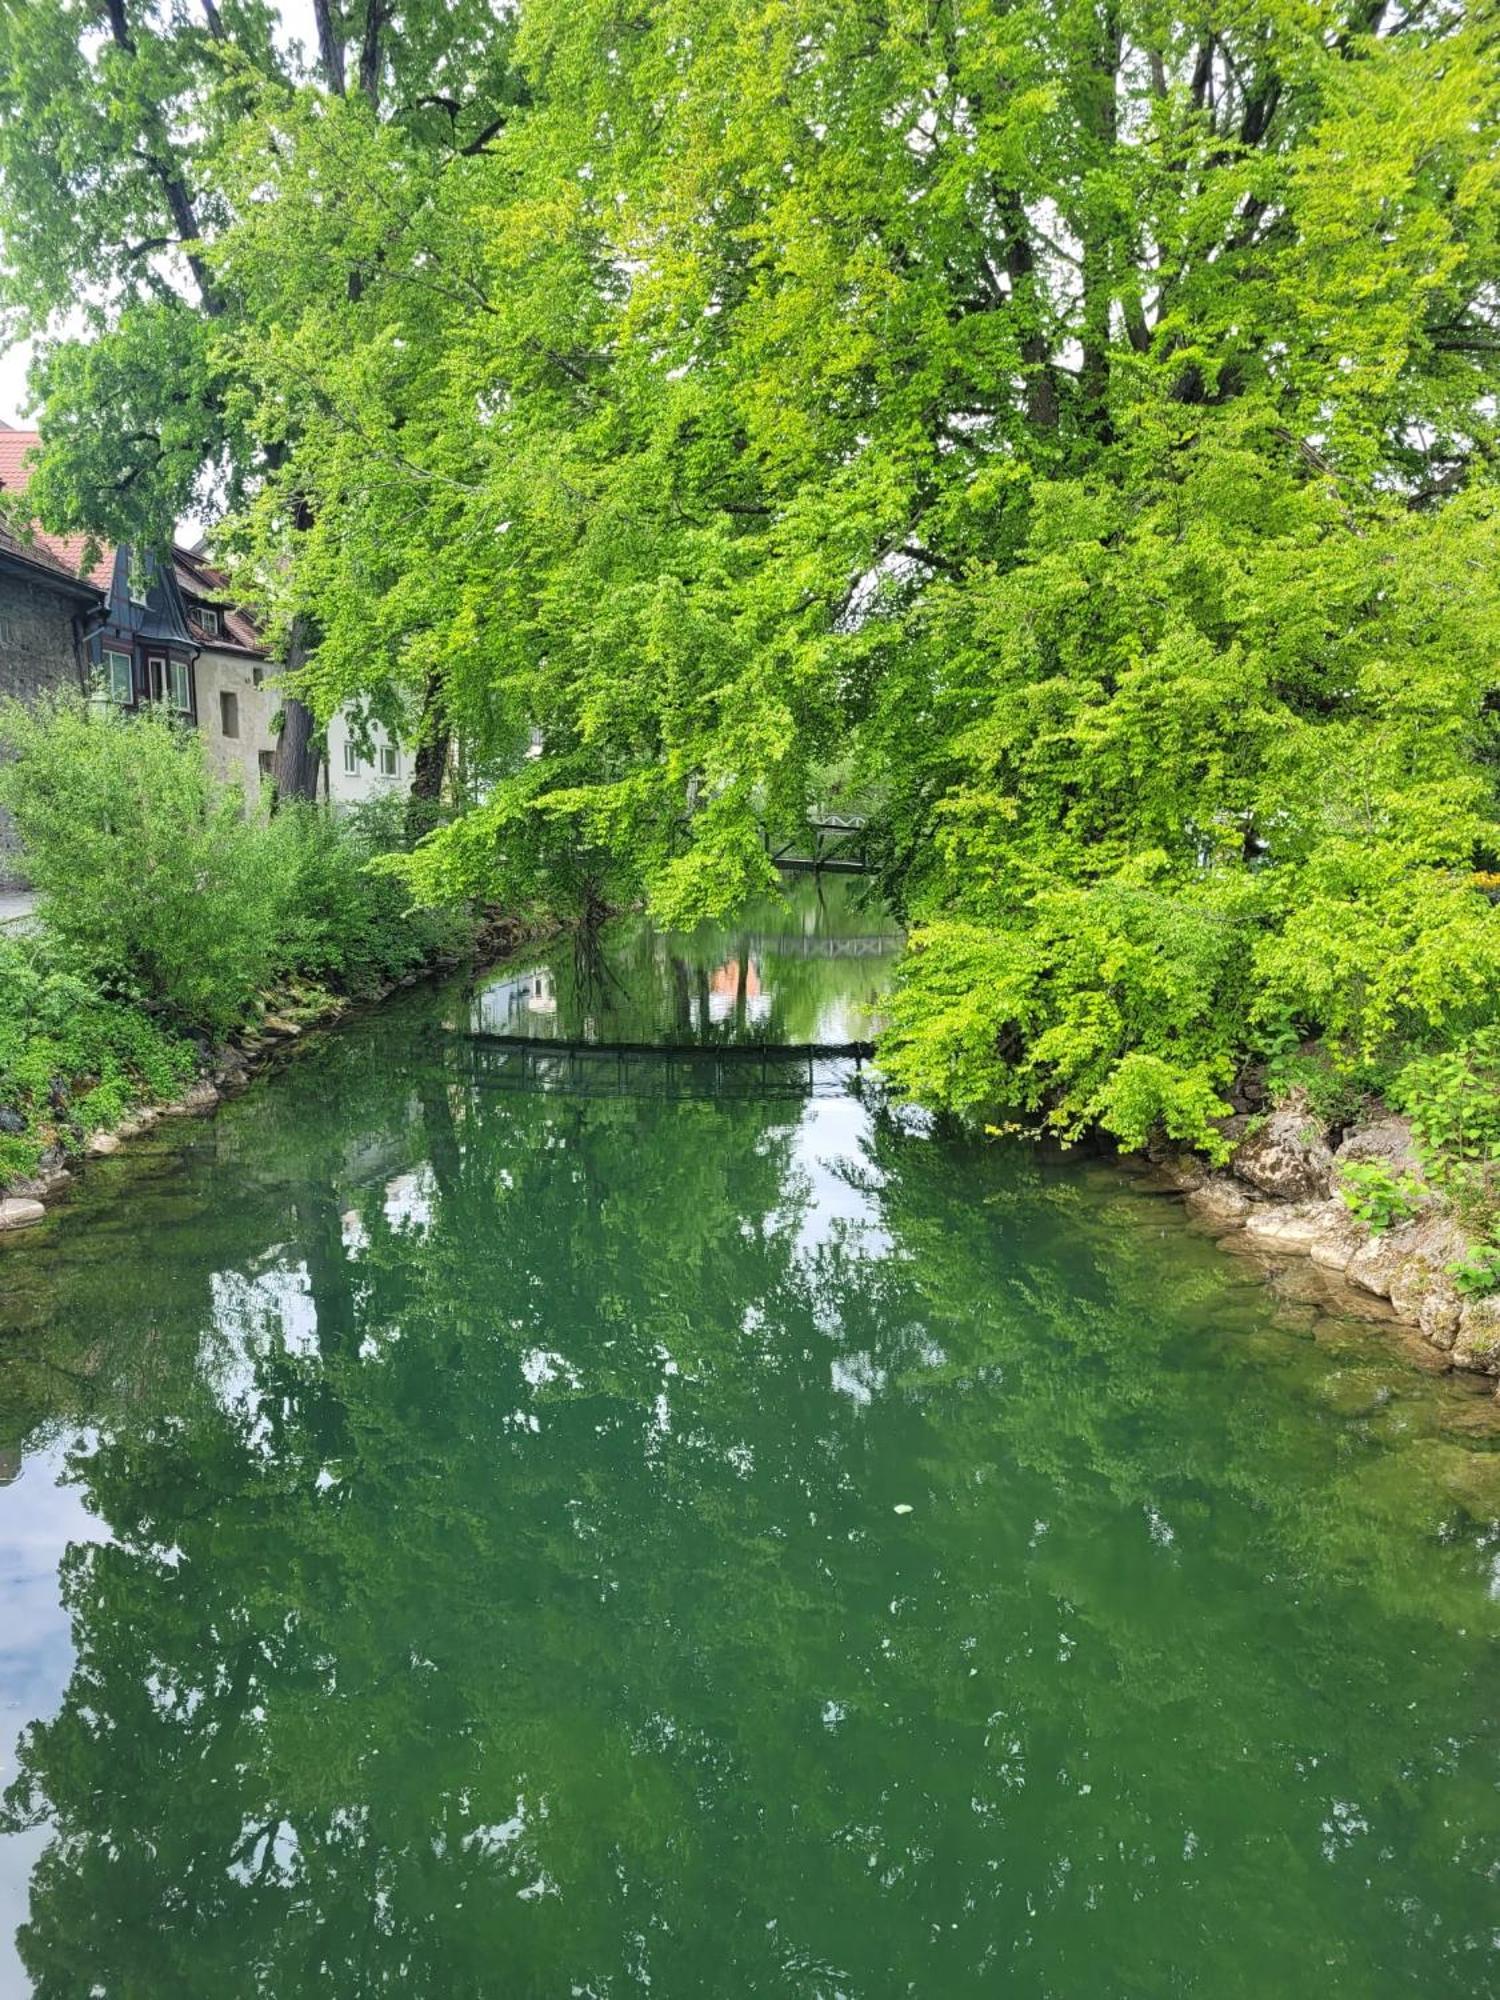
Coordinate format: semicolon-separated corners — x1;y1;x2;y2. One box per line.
324;707;412;810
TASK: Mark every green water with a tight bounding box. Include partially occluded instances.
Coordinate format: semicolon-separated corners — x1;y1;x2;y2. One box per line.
2;877;1499;1998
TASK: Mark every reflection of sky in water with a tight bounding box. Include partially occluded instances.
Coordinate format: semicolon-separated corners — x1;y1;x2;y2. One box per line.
0;1444;109;1995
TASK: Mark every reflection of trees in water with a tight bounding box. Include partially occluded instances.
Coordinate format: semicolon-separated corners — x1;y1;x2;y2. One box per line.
474;873;897;1050
3;1049;1500;1996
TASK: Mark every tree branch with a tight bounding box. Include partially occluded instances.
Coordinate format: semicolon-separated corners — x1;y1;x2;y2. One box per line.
357;0;386;108
312;0;345;95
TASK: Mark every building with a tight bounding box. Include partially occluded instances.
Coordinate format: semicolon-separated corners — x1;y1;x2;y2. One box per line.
172;544;278;802
0;425;202;722
0;516;104;885
325;705;411;811
0;426;421;821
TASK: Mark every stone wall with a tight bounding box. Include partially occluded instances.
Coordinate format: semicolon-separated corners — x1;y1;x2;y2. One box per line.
0;570;85;887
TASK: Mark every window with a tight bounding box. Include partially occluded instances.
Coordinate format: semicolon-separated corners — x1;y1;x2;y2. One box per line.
379;744;398;777
198;607;220;639
343;739;360;775
103;648;133;704
0;616;15;649
252;666;264;688
258;750;274;778
219;690;239;739
169;659;192;714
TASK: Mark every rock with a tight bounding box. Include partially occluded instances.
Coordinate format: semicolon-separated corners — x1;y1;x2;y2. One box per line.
1332;1113;1422;1178
0;1106;25;1136
116;1109;159;1139
85;1131;122;1157
1452;1296;1500;1375
1306;1205;1368;1272
1242;1202;1330;1252
1418;1287;1463;1351
1228;1065;1270;1115
1211;1112;1252;1153
1230;1096;1334;1202
1346;1212;1467;1306
260;1017;302;1039
0;1198;46;1231
1138;1145;1207;1193
158;1082;220;1117
1185;1175;1254;1226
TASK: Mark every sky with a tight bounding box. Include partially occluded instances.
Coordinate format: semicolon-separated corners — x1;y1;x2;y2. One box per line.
0;0;321;428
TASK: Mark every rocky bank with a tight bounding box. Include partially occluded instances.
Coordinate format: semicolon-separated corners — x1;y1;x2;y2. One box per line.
0;912;548;1236
1152;1099;1500;1387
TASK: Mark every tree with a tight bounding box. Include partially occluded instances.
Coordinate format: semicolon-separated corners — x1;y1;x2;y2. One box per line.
0;0;521;800
197;0;1500;1142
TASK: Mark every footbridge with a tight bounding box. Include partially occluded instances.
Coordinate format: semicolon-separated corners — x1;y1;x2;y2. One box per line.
765;812;872;875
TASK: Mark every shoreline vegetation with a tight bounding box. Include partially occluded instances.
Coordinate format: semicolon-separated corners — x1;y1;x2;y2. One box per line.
0;11;1496;1397
0;698;544;1225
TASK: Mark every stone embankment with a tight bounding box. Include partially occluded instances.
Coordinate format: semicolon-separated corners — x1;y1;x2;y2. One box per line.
1156;1100;1500;1386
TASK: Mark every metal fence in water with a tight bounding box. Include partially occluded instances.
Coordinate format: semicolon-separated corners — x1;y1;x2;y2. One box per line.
442;1031;876;1102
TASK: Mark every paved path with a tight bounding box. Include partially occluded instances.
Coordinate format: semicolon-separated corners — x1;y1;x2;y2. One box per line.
0;889;37;930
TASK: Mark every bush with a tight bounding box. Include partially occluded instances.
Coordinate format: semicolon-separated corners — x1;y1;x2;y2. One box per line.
0;696;281;1033
1393;1029;1500;1239
1448;1244;1500;1300
1336;1162;1425;1237
0;933;193;1178
267;796;473;999
0;700;479;1047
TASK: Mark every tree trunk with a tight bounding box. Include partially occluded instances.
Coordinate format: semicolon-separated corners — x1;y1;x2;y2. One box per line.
405;670;449;839
269;616;322;804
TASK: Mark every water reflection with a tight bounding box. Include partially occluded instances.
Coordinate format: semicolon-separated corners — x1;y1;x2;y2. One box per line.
0;880;1497;1996
470;874;900;1048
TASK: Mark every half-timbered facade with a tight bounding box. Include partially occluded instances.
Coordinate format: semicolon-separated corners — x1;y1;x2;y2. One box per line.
87;546;199;722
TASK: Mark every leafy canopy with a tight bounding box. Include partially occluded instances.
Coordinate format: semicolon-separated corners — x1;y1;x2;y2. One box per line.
4;0;1500;1145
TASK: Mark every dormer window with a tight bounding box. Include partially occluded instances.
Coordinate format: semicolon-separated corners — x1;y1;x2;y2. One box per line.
197;606;220;639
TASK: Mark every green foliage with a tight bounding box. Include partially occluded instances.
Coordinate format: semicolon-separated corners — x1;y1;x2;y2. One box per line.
2;0;1499;1149
0;705;480;1160
0;933;193;1179
1394;1030;1500;1237
1447;1244;1500;1301
267;796;473;998
0;696;283;1033
1336;1162;1425;1238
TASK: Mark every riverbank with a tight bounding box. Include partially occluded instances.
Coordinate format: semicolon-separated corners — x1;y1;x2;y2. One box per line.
1127;1096;1500;1392
3;887;1499;1997
0;908;553;1233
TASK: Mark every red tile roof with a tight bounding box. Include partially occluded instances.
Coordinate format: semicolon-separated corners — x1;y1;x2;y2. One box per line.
0;428;117;587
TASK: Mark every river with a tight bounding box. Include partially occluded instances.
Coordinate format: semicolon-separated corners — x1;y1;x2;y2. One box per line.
0;875;1498;1996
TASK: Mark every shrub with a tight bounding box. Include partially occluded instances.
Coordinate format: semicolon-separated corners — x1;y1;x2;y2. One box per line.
267;794;473;998
0;701;479;1046
0;696;281;1033
1448;1245;1500;1300
1336;1161;1425;1237
0;933;193;1178
1393;1029;1500;1239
